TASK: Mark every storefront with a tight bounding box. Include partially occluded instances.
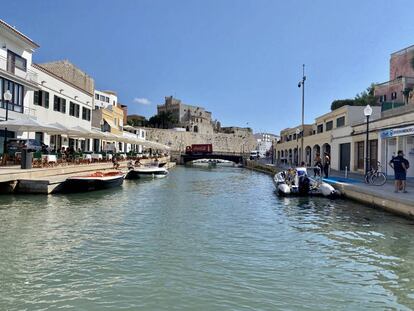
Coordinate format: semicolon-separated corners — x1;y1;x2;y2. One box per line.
380;125;414;177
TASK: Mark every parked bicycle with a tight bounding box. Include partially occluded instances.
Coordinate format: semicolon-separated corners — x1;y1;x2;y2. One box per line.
364;161;387;186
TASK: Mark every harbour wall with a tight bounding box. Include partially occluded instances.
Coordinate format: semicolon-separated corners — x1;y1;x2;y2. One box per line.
145;128;257;154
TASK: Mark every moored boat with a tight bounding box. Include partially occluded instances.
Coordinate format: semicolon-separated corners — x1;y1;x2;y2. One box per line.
61;171;125;193
125;166;169;179
273;167;339;198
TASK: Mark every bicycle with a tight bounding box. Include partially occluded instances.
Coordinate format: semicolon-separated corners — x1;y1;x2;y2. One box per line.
364;161;387;186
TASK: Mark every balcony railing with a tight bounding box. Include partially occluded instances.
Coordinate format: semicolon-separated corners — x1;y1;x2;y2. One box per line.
0;55;38;85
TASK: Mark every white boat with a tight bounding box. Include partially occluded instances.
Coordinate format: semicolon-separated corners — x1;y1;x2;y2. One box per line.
191;159;218;167
273;167;339;198
191;158;237;167
125;166;169;179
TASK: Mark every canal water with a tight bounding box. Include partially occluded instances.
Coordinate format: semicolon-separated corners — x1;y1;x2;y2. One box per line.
1;166;414;310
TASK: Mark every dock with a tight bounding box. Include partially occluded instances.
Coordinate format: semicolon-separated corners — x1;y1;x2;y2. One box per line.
0;157;175;194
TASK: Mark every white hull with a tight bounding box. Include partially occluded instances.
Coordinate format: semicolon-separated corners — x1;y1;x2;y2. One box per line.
126;166;169;179
273;170;339;198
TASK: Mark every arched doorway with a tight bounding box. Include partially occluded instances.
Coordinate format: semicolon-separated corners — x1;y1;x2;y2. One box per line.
305;146;312;166
313;145;320;158
322;143;331;156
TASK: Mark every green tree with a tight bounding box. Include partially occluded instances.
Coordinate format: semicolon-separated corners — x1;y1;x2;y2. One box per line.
147;111;178;129
330;84;379;110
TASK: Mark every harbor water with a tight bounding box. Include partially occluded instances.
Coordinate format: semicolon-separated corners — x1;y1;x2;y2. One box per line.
1;166;414;310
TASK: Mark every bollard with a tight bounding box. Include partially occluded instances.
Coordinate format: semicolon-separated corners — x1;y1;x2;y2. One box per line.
345;166;348;179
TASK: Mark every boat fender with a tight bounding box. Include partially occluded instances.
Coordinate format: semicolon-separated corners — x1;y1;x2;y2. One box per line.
278;183;291;196
319;183;336;197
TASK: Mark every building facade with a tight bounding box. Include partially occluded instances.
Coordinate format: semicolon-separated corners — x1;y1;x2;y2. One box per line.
157;96;214;134
31;63;94;151
0;19;39;153
274;105;381;171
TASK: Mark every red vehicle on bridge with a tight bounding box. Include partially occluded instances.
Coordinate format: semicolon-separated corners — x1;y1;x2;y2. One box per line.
185;144;213;155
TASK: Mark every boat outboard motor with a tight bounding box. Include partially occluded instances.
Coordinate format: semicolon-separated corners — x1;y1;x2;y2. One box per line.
298;175;310;196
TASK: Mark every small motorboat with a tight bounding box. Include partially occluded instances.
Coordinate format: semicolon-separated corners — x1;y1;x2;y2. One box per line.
61;171;125;193
190;159;218;167
273;167;340;198
125;166;169;179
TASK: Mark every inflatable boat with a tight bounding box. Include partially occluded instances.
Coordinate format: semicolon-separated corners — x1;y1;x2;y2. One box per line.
273;167;340;198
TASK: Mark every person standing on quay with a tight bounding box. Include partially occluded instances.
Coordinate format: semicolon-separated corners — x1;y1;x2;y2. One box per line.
389;150;409;193
323;152;330;178
313;153;322;177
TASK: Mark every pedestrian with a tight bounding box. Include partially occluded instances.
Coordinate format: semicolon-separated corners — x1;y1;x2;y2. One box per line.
112;155;120;170
323;152;330;178
389;150;409;193
313;153;322;177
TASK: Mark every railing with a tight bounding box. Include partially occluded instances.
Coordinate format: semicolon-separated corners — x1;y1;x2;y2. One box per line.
0;55;38;84
381;103;414;118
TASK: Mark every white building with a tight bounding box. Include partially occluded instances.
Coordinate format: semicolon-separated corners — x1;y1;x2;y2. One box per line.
0;19;39;153
31;63;94;151
254;133;279;157
94;90;117;109
123;125;146;153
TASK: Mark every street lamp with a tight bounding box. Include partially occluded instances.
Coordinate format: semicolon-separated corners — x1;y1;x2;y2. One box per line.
364;104;373;175
296;128;300;166
2;90;12;161
298;64;306;164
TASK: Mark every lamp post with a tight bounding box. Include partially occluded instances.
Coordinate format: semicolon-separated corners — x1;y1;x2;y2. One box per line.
2;90;12;161
364;104;373;175
298;64;306;164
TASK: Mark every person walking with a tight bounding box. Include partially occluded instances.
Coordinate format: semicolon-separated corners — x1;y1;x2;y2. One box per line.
323;152;330;178
389;150;409;193
313;153;322;177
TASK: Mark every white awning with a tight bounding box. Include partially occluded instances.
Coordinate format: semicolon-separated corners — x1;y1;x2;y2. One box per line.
0;118;61;133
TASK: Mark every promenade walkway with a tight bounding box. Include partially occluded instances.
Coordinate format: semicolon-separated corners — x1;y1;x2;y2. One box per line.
324;170;414;218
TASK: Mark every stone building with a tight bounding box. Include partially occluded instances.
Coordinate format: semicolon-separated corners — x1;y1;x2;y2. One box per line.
37;60;94;95
375;45;414;111
157;96;214;134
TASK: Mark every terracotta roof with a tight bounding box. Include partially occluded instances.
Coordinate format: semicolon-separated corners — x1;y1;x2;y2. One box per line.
0;19;39;49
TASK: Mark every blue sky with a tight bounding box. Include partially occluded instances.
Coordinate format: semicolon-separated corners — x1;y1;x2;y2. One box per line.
3;0;414;133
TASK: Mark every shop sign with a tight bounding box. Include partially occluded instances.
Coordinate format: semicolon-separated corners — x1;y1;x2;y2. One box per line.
380;126;414;138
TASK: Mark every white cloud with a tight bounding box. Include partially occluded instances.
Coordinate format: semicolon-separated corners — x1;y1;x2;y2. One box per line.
133;97;151;105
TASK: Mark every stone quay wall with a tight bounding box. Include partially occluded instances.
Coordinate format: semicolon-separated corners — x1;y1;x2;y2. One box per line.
145;128;256;154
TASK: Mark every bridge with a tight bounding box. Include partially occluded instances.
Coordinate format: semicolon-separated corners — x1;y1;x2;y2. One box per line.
175;151;248;164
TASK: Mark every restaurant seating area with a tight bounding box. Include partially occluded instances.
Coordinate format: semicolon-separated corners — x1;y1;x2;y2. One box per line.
1;150;170;168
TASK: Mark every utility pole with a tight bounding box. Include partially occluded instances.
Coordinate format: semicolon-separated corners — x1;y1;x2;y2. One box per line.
298;64;306;164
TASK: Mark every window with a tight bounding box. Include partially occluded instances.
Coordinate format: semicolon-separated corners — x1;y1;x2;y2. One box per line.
105;97;109;103
33;90;49;108
357;141;364;170
293;134;296;140
0;78;24;113
100;95;105;101
69;102;80;117
95;94;99;100
53;95;66;113
336;116;345;127
82;107;91;121
317;124;323;134
7;50;27;72
391;92;397;100
326;121;333;131
379;94;387;102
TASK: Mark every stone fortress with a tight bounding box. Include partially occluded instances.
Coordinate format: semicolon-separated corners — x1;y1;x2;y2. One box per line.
146;96;256;153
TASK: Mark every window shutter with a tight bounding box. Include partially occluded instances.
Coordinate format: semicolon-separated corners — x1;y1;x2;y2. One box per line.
45;92;49;108
54;95;58;111
34;91;39;106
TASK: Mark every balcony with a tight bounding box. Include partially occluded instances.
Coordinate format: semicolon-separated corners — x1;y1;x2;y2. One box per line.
0;55;38;88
